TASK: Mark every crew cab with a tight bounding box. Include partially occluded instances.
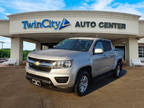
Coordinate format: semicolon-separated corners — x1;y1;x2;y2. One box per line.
26;37;124;96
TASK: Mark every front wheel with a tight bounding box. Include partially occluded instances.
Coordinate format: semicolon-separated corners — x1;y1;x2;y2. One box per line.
74;70;90;96
114;61;122;78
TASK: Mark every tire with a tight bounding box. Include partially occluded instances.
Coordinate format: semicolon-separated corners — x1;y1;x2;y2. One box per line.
114;61;122;78
74;70;90;96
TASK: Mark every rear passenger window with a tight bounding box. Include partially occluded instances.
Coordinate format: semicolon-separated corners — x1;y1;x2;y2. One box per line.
102;41;112;51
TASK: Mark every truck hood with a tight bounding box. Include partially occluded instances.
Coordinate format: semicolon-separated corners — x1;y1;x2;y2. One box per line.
28;49;88;60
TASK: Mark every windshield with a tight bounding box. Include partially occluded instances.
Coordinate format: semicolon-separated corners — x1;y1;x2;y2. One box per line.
55;39;93;51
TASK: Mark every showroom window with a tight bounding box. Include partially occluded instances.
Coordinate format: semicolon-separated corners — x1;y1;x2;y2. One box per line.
139;45;144;58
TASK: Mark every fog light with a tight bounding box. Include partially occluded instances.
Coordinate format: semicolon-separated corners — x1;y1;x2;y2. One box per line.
55;77;69;83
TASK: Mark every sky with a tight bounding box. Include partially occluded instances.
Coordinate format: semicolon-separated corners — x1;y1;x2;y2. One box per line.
0;0;144;50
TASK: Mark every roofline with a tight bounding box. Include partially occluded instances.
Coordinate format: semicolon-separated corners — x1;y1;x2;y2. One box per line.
69;37;99;40
139;19;144;22
0;19;9;21
7;10;141;18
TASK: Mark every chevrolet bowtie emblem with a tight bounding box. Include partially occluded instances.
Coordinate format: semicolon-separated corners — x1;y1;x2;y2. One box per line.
34;61;40;66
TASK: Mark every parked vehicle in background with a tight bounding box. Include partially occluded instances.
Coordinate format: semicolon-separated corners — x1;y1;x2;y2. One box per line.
2;58;16;65
131;58;144;66
0;58;7;63
26;37;124;96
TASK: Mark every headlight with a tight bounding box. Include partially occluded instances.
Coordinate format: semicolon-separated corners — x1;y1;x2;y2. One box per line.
52;60;73;69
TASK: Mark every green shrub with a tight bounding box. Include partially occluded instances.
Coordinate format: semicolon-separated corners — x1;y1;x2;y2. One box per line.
23;50;32;60
0;49;33;60
0;49;10;58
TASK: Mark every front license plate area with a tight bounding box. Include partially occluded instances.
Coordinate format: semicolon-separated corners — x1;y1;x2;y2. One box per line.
32;79;41;86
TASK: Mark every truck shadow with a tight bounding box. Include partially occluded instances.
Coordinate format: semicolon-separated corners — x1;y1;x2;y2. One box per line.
86;69;127;95
37;69;127;95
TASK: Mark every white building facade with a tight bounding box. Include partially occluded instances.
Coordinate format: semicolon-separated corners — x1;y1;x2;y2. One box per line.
0;11;144;66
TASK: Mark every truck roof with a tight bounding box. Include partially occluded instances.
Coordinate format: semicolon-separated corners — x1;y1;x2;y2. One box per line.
69;37;99;40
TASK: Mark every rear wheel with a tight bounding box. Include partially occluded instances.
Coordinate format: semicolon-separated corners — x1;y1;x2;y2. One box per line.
114;61;122;78
74;70;90;96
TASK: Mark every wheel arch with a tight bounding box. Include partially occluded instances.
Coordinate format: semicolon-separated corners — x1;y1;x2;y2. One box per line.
74;65;92;85
117;59;122;64
114;58;123;70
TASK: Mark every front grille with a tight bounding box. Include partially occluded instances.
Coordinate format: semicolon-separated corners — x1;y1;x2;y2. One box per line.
28;57;53;72
28;57;54;64
29;63;51;72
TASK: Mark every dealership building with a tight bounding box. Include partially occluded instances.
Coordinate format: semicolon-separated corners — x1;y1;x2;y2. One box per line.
0;11;144;66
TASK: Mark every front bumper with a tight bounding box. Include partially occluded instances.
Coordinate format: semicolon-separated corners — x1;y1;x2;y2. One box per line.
26;72;54;86
25;66;75;89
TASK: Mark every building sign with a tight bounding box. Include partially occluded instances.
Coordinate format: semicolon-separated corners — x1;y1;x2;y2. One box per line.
75;21;126;29
22;18;70;30
22;18;126;30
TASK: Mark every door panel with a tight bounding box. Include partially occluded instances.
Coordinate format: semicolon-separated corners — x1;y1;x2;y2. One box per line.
102;51;115;72
101;40;115;73
91;40;106;77
92;54;107;77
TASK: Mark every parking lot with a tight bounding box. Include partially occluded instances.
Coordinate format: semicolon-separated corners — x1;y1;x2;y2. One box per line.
0;66;144;108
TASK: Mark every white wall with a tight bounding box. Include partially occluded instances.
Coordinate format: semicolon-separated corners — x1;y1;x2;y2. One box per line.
35;42;41;51
139;20;144;37
0;20;9;36
10;37;23;65
126;38;138;66
9;11;139;36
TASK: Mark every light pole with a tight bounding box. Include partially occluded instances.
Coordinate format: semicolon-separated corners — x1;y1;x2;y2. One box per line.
0;41;5;49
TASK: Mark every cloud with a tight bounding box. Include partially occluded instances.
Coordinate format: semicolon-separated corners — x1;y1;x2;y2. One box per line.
0;36;11;49
0;6;8;19
23;41;35;50
105;2;142;16
0;36;35;50
1;0;144;18
0;7;4;12
92;0;113;10
0;0;65;13
79;0;144;18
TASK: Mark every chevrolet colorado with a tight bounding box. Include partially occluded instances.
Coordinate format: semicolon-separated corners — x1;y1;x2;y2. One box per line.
26;37;124;96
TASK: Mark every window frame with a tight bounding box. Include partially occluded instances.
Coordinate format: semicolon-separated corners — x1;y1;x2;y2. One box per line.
93;40;104;55
102;40;112;52
139;45;144;58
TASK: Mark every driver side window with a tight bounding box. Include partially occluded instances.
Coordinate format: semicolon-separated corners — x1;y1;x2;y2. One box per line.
94;41;104;50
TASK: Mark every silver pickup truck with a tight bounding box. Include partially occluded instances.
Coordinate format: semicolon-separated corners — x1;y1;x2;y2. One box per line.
26;37;124;96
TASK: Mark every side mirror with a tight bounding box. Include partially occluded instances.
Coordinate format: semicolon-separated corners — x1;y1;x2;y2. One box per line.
94;48;104;54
